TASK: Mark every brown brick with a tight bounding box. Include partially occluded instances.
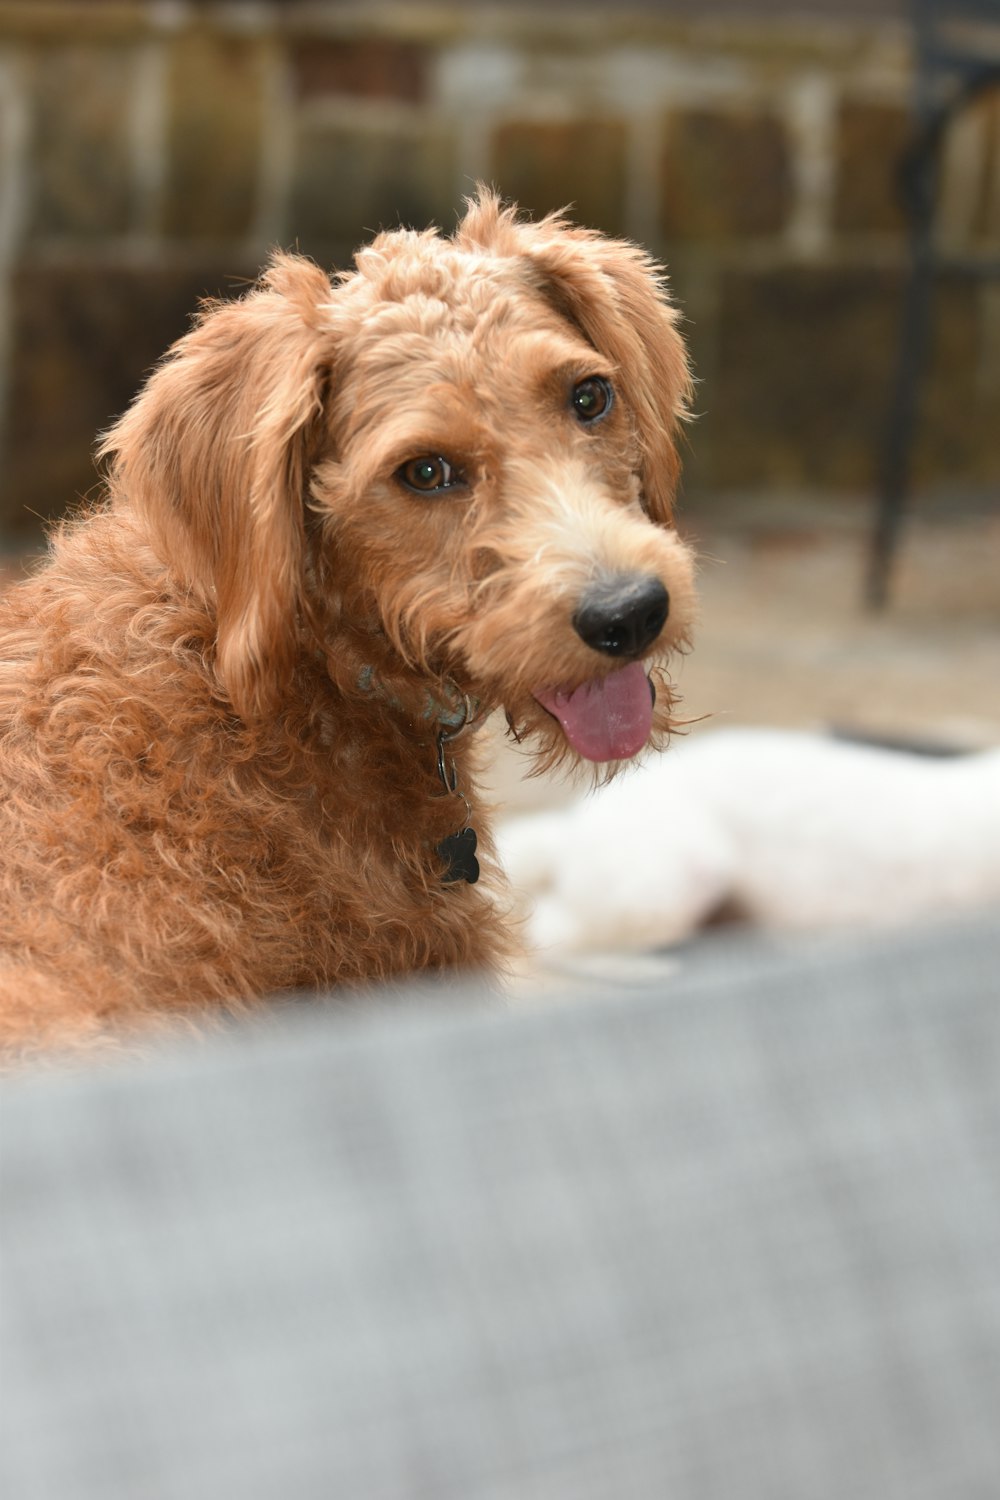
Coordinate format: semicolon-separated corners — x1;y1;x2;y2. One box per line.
164;32;264;240
660;107;792;241
707;266;893;489
292;39;430;104
914;276;1000;484
289;121;458;253
701;266;997;491
2;264;256;545
833;99;911;236
491;119;629;238
961;91;1000;244
29;44;133;239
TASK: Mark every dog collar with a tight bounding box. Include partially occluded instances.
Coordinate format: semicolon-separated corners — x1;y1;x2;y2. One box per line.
357;666;485;885
356;665;484;735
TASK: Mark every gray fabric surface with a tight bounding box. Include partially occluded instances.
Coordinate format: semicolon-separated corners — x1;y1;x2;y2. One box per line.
3;916;1000;1499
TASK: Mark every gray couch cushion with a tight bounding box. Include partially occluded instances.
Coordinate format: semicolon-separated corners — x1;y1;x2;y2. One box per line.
4;916;1000;1499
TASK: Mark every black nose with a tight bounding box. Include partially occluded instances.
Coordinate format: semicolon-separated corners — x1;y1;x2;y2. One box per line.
572;575;670;658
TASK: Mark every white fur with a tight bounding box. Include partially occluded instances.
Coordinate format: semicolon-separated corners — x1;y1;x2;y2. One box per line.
498;729;1000;956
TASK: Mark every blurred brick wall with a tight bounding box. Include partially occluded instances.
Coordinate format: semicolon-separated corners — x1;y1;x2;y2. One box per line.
0;0;998;543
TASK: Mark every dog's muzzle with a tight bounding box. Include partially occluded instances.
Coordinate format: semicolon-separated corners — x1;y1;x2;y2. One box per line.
572;575;669;659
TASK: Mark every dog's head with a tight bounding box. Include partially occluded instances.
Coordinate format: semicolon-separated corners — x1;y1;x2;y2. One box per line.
101;190;695;769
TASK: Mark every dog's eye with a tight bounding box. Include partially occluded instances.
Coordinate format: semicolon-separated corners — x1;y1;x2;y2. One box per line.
397;456;465;496
572;376;614;424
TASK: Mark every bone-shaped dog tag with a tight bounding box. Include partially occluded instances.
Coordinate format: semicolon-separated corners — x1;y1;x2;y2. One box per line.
437;827;480;884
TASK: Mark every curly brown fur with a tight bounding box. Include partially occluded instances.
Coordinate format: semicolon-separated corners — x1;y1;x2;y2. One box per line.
0;190;695;1059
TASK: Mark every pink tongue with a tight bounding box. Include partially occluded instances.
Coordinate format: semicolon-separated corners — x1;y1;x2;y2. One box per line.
533;661;654;762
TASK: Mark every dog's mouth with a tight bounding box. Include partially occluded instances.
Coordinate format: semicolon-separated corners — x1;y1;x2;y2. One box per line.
532;661;655;763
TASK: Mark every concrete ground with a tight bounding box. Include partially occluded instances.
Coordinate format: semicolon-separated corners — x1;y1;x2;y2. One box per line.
482;490;1000;818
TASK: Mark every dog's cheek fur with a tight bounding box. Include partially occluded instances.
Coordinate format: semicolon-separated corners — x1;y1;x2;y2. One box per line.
310;463;480;679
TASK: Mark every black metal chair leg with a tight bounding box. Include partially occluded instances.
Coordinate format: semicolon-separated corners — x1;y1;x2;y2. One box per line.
868;248;935;608
867;0;1000;608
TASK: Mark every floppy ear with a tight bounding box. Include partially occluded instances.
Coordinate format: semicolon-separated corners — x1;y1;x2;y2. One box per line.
459;193;692;525
99;253;334;720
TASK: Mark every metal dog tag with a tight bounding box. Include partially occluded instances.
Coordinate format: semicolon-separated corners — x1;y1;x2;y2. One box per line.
437;827;480;885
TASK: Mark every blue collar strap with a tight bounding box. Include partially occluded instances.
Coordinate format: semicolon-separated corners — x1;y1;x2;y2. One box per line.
357;666;484;735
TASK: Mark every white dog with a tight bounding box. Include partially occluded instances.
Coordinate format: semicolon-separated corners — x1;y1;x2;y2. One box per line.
498;729;1000;957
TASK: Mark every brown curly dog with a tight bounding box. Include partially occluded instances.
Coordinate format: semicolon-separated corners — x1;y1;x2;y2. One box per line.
0;190;695;1058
